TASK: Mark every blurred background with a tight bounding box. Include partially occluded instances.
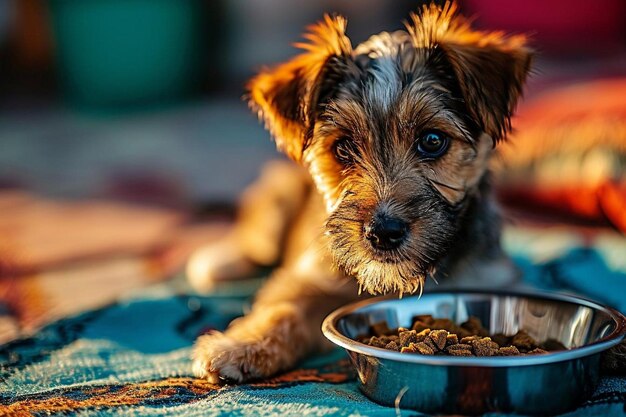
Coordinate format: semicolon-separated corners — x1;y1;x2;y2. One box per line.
1;0;625;342
2;0;625;202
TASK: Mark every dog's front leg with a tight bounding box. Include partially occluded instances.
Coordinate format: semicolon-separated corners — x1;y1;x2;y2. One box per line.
187;161;310;292
192;263;357;383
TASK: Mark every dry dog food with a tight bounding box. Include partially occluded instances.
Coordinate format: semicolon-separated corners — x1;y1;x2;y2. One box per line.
359;315;566;357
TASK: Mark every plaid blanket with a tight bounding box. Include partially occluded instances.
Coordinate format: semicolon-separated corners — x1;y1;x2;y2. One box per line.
2;229;626;416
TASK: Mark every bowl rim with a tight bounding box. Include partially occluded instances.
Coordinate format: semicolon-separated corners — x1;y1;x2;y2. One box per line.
322;288;626;367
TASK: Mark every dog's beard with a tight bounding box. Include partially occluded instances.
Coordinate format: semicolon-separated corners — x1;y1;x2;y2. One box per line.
325;195;456;296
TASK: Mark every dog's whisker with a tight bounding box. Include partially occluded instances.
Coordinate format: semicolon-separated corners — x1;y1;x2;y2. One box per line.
430;274;439;285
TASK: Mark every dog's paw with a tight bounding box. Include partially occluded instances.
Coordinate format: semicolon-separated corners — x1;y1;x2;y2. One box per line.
192;332;268;384
186;238;256;293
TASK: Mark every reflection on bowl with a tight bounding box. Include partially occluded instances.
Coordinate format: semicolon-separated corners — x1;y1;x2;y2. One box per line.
322;289;626;415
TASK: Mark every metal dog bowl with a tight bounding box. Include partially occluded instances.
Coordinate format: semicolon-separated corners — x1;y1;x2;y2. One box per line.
322;290;626;415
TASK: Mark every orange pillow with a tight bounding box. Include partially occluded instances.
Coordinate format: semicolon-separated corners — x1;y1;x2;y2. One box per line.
495;78;626;232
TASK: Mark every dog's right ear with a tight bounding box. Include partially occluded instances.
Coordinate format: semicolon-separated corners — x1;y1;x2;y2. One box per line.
248;15;353;163
406;2;533;143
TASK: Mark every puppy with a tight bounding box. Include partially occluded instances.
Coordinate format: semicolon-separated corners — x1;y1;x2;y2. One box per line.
188;2;533;383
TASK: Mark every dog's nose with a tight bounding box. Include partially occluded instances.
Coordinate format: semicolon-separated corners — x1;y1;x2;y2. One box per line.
364;217;408;250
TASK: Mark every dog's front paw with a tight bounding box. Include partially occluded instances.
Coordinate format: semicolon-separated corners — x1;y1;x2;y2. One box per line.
186;238;256;293
192;303;310;383
192;332;268;384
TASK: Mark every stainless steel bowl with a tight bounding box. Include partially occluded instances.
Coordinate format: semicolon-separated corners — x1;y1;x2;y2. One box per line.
322;289;626;415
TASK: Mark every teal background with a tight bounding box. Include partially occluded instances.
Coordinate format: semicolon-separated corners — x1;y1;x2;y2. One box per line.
48;0;204;108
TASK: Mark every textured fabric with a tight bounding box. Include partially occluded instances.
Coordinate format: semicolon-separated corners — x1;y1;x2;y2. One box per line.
0;191;229;344
3;235;626;416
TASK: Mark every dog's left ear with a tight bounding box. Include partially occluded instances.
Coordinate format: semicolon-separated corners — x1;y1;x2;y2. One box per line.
248;15;353;162
408;2;533;142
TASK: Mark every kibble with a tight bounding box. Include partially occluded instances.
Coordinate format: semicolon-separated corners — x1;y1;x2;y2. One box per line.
360;315;566;357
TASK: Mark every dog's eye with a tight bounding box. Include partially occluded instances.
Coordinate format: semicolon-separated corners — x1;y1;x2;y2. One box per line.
416;130;450;158
333;137;358;165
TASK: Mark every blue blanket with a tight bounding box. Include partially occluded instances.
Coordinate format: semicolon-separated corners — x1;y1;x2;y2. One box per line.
2;248;626;416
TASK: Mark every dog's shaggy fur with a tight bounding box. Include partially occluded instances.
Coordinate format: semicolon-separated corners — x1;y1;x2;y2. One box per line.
188;2;534;383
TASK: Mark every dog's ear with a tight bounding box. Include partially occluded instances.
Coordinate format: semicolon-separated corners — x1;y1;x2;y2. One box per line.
248;15;353;162
407;2;533;142
438;41;532;142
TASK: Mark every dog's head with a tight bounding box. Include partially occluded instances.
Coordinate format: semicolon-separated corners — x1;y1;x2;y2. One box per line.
248;2;532;295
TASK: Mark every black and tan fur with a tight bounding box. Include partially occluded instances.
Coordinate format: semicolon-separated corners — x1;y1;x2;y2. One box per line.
188;2;534;383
